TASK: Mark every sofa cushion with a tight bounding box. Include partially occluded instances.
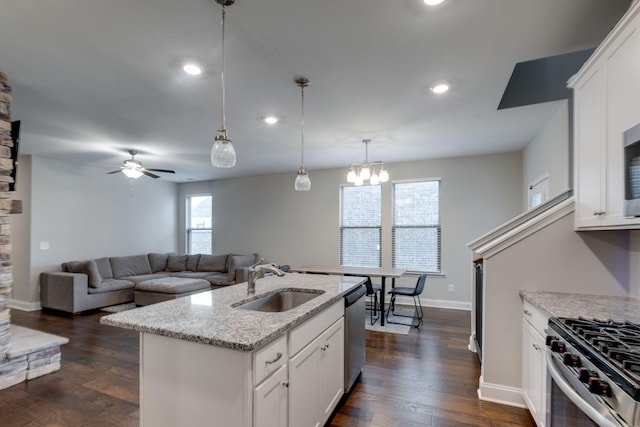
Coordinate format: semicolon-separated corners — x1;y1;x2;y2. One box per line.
227;254;258;282
186;254;200;272
87;279;134;294
206;272;235;286
94;257;114;280
122;273;169;284
166;255;187;272
172;271;212;280
110;255;153;279
135;277;210;294
148;253;170;273
197;255;227;272
66;260;102;288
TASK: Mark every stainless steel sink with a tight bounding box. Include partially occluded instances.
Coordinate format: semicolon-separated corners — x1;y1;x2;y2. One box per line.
234;289;324;312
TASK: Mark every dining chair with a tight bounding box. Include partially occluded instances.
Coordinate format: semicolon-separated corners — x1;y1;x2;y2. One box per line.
385;273;427;328
345;274;379;325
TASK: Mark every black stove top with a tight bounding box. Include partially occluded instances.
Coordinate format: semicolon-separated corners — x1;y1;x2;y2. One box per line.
549;317;640;401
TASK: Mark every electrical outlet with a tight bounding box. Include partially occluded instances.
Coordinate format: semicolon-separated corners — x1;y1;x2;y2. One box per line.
40;241;50;250
448;284;454;292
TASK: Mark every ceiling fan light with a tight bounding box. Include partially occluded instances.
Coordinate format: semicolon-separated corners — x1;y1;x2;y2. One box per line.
211;131;236;168
294;169;311;191
378;167;389;183
122;168;143;179
346;168;357;183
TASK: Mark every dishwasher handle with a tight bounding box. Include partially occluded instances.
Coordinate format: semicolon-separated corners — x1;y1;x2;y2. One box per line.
344;284;366;307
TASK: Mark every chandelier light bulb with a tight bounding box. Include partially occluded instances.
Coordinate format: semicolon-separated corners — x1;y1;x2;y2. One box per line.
122;168;143;179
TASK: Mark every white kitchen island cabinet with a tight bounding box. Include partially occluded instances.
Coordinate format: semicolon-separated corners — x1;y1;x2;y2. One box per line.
571;2;640;230
521;301;548;427
101;274;361;427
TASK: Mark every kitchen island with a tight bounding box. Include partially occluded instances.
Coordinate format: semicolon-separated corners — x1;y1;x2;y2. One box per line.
101;273;364;427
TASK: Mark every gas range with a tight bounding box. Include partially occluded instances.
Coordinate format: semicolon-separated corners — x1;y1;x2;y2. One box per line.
547;317;640;427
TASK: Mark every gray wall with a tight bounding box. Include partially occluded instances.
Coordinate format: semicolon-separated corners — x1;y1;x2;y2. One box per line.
11;155;179;307
179;152;523;307
522;100;570;210
483;211;630;392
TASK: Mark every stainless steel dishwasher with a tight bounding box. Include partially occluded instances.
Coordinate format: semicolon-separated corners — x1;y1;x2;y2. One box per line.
344;284;366;393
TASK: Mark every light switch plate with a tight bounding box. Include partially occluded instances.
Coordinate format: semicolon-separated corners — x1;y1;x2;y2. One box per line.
40;242;50;250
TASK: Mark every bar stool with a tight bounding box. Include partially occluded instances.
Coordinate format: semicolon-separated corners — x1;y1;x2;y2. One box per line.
385;273;427;328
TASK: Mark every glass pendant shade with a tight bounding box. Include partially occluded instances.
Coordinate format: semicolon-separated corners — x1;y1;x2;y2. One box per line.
359;165;371;181
122;168;143;179
378;167;389;183
369;171;380;185
346;168;356;183
295;169;311;191
354;174;364;186
211;131;236;168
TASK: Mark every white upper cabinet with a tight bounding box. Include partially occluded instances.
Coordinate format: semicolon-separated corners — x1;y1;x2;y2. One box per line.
571;2;640;229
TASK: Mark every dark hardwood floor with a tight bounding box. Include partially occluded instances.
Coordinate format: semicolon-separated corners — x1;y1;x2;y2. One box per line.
1;307;535;426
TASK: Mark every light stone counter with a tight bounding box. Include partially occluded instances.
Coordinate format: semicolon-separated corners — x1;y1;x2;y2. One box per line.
520;290;640;323
100;273;363;351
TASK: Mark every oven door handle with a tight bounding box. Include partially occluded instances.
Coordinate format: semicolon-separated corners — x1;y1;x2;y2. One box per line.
546;350;624;427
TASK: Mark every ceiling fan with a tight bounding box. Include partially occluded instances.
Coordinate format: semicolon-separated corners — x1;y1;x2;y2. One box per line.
106;150;175;179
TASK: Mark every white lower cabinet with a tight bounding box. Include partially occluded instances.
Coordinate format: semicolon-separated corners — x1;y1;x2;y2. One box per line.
521;302;548;427
139;299;346;427
289;318;345;427
254;364;288;427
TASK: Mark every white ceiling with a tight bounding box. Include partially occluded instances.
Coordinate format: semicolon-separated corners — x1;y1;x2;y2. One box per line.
0;0;631;183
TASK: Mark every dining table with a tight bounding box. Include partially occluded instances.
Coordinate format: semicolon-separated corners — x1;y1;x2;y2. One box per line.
289;265;406;326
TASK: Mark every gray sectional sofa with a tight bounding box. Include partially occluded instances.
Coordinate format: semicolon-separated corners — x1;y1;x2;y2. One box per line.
40;252;259;314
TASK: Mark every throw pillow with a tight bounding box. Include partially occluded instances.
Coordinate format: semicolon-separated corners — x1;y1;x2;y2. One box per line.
166;255;188;272
94;257;114;280
66;260;102;288
148;253;170;273
197;254;227;272
186;254;201;272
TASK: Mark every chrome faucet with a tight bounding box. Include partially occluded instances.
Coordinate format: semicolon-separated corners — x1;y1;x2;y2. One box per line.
247;259;286;294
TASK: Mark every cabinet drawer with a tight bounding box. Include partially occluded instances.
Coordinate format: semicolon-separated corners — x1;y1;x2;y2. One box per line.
289;300;344;357
522;301;548;336
254;335;287;385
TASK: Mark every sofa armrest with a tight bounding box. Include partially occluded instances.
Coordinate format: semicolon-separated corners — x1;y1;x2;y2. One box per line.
40;272;89;314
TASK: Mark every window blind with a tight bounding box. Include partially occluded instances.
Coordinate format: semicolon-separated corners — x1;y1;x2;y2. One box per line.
339;185;381;267
186;195;213;255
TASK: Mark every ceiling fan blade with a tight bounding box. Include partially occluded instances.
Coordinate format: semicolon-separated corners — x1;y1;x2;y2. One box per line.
142;170;160;179
106;170;123;174
145;168;175;174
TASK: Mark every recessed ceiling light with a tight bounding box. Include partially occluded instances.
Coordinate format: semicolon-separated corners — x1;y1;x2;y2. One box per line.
424;0;445;5
183;63;202;76
430;83;449;94
264;116;279;125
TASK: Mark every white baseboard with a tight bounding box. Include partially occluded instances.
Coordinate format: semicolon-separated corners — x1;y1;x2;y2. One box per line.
9;299;41;312
477;375;526;408
392;296;471;311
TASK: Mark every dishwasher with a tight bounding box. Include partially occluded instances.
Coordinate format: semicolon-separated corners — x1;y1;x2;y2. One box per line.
344;283;366;393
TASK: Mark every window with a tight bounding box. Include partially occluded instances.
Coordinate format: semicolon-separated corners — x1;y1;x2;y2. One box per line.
393;179;441;272
186;195;212;255
340;185;381;267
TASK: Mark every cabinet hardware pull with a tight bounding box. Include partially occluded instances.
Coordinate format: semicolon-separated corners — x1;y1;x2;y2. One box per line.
265;352;282;364
533;344;540;350
524;310;532;316
321;344;330;351
283;381;289;388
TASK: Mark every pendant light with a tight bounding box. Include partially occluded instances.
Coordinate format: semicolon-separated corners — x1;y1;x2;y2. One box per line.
211;0;236;168
294;77;311;191
346;139;390;185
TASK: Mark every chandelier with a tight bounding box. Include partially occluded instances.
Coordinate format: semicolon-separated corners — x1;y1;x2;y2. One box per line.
210;0;236;168
346;139;389;186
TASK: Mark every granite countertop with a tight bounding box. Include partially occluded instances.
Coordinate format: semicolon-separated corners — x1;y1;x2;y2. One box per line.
100;273;363;352
520;290;640;323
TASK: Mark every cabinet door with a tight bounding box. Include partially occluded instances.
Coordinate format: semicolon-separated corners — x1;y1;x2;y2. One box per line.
318;318;345;425
289;334;322;427
574;65;606;228
522;320;546;427
254;365;288;427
